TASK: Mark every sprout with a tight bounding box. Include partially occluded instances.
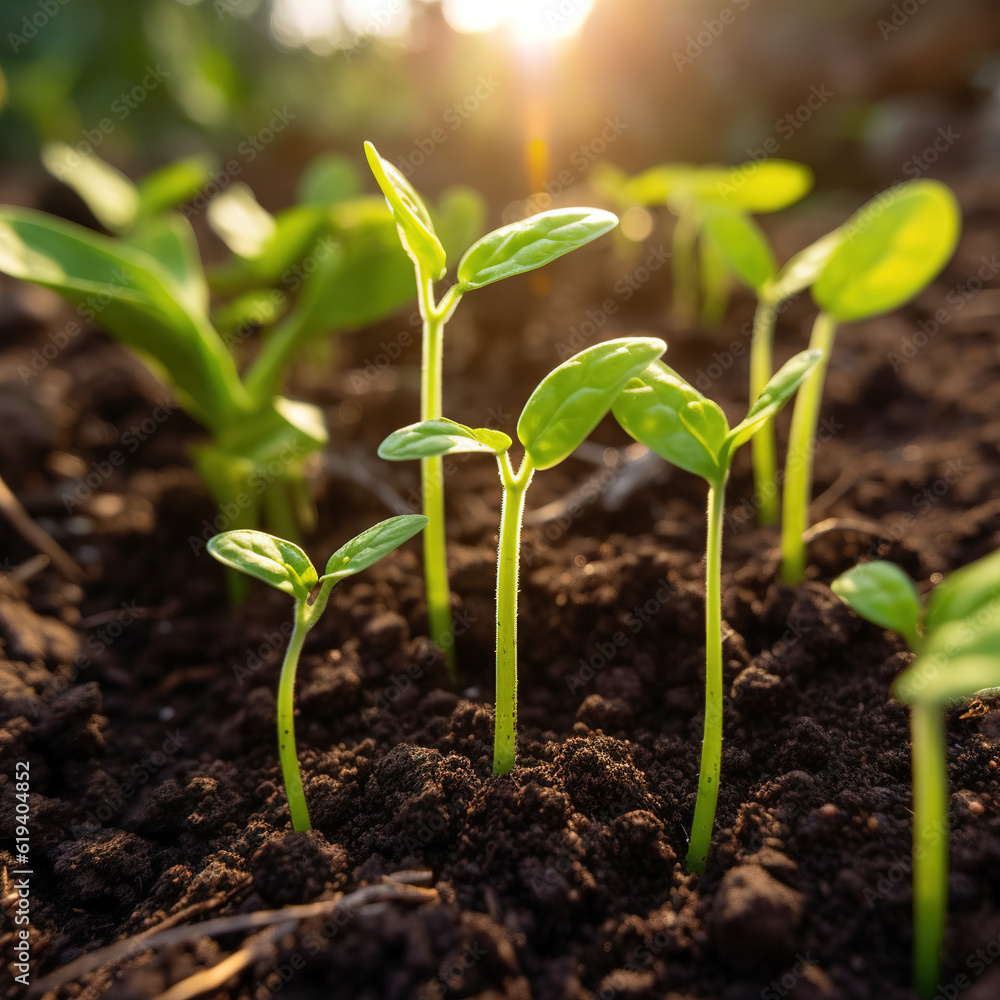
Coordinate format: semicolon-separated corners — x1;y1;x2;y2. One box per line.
603;159;812;325
379;337;666;774
207;516;428;831
613;349;823;872
780;180;961;582
365;139;619;675
832;550;1000;998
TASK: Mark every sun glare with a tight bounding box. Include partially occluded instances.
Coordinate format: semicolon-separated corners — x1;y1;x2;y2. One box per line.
442;0;597;47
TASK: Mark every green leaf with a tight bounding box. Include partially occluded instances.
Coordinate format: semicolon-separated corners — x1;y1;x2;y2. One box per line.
42;141;139;233
456;207;618;291
519;337;666;471
136;156;216;218
768;229;846;302
297;153;361;205
612;360;728;482
0;206;249;431
702;208;776;292
364;140;446;280
812;179;961;322
320;515;429;584
207;183;277;259
894;647;1000;707
926;549;1000;632
126;213;210;316
831;561;922;648
726;349;823;453
207;529;318;600
707;160;814;212
379;419;511;461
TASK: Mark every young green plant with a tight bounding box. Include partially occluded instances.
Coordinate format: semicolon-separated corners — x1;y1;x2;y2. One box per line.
612;348;823;872
207;515;428;831
603;159;812;325
365;140;619;674
701;210;842;524
780;179;961;583
832;551;1000;999
378;337;666;774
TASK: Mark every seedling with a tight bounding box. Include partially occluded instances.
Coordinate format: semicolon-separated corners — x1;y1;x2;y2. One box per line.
780;179;961;583
379;337;666;774
832;551;1000;998
612;348;822;872
701;210;841;524
365;139;618;674
602;159;812;324
207;515;428;831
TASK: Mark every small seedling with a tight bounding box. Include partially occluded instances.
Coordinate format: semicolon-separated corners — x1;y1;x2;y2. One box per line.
832;551;1000;999
365;139;619;674
207;515;428;831
780;179;961;583
379;337;666;774
602;159;812;324
612;348;823;872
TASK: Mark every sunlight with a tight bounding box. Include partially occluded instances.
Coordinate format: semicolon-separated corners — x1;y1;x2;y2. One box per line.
442;0;597;45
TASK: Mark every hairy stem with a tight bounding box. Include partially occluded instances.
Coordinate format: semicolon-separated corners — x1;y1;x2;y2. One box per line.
686;474;727;873
911;704;948;999
749;296;779;525
780;311;837;584
493;453;534;775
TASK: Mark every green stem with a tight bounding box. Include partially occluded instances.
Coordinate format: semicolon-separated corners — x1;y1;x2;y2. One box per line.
417;276;462;678
749;296;780;526
911;704;948;999
686;473;727;873
699;233;730;326
277;582;335;832
779;311;837;584
493;453;534;775
672;208;700;326
243;308;313;404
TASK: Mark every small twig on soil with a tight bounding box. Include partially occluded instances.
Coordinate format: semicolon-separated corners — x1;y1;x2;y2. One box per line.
150;920;297;1000
29;881;437;998
322;447;411;514
0;473;84;582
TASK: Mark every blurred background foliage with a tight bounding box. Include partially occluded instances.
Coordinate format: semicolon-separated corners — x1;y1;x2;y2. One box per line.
2;0;998;214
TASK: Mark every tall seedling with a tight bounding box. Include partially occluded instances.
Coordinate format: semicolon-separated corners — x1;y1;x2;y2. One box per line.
365;140;618;675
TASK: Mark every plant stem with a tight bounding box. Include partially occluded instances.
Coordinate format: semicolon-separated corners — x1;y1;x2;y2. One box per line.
911;703;948;1000
699;231;729;326
417;278;462;678
671;207;700;326
243;308;313;404
277;582;334;832
493;453;534;775
749;296;779;526
779;311;837;584
278;602;312;832
686;473;727;873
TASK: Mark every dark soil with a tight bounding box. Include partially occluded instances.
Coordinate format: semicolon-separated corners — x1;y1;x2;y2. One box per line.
2;170;1000;1000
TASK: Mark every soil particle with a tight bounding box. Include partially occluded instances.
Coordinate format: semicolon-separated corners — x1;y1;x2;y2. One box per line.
252;830;348;905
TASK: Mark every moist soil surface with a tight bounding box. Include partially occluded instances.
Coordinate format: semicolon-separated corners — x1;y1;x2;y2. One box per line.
2;172;1000;1000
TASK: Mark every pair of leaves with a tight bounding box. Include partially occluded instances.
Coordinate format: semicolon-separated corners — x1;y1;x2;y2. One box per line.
832;550;1000;705
624;159;813;214
379;338;666;473
612;349;823;483
207;516;428;602
364;140;618;292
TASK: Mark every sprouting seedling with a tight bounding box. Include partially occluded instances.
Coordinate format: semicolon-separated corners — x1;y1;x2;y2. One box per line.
612;348;823;872
606;159;812;325
701;210;842;525
364;140;618;676
379;337;666;775
780;179;961;584
207;515;428;831
832;550;1000;999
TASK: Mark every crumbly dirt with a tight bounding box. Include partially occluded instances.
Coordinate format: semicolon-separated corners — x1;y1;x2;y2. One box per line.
2;171;1000;1000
